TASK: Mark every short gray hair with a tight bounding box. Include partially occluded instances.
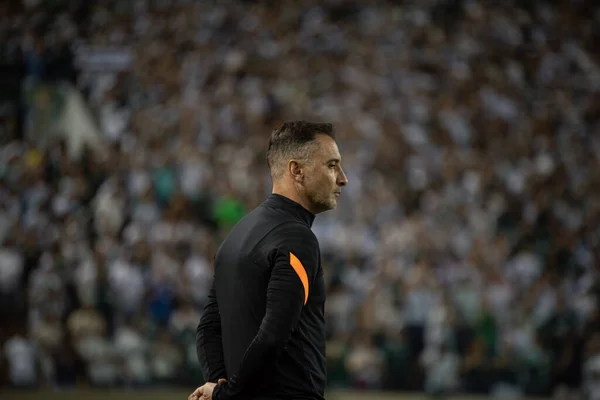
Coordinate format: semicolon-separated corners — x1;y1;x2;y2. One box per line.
266;121;334;181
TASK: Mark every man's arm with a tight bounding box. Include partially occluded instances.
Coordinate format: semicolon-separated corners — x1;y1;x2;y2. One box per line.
213;224;319;400
196;278;227;383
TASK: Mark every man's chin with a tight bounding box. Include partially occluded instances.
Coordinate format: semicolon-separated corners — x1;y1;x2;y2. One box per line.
311;197;338;213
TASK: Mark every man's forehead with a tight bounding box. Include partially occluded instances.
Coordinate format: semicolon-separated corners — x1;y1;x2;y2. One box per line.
314;134;341;159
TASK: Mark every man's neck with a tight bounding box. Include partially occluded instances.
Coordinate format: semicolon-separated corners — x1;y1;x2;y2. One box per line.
272;186;314;214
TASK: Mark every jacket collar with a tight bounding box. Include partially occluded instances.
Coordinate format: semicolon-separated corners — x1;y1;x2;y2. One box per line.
264;193;315;228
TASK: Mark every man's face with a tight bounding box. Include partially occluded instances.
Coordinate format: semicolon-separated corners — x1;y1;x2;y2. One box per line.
302;134;348;214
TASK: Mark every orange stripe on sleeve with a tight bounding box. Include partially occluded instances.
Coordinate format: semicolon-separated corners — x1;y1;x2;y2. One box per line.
289;252;309;305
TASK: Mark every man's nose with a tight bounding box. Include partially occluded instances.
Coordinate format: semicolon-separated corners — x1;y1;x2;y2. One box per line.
337;168;348;187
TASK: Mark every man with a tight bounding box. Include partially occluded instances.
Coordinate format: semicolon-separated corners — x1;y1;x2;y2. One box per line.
189;121;348;400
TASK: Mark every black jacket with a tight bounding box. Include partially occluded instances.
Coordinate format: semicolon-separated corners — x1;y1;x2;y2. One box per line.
196;194;326;400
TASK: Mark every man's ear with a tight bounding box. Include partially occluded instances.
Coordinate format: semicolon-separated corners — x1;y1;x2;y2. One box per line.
288;160;303;182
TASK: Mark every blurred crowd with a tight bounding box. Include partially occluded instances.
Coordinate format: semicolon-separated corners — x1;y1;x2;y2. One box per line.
1;0;600;398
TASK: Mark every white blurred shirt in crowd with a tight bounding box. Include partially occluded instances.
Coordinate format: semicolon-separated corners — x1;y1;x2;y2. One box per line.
77;335;118;385
109;256;146;315
584;353;600;400
93;178;126;236
183;253;211;305
0;247;23;294
114;323;150;383
3;335;37;386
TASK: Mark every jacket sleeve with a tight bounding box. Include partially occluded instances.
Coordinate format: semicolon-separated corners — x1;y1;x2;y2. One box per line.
196;277;227;383
213;223;320;400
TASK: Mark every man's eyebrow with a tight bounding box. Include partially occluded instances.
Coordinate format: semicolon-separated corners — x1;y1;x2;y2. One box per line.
326;158;341;164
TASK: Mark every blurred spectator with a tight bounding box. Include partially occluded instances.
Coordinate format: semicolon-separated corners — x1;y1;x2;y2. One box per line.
150;329;184;385
345;332;385;390
113;317;151;386
3;334;37;388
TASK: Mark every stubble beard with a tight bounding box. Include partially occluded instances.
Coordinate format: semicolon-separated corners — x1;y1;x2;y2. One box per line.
311;191;336;213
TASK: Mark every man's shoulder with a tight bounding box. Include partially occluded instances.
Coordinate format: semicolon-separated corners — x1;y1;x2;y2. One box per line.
267;220;318;241
224;202;320;254
239;203;315;234
261;222;320;259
